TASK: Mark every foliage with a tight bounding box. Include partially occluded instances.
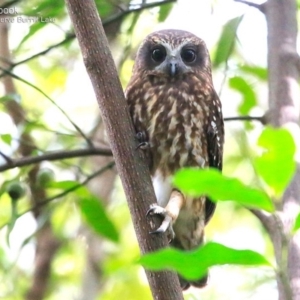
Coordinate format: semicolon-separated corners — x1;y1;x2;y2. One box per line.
140;242;271;281
254;127;296;198
174;168;274;212
0;0;298;299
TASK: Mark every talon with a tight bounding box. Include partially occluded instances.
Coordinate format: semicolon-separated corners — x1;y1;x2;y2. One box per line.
146;204;175;240
146;204;164;216
135;141;150;150
135;131;150;150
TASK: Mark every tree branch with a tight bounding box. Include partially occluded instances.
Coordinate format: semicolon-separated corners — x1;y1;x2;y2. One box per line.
265;0;300;299
0;147;112;172
0;162;115;231
64;0;183;298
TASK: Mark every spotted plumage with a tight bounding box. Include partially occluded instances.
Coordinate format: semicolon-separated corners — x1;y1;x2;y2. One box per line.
125;29;224;290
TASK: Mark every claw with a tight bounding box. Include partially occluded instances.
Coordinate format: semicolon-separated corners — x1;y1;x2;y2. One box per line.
135;131;150;150
135;141;150;150
146;204;165;216
146;204;175;240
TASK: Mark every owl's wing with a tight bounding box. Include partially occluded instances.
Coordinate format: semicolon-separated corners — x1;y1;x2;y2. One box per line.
204;94;224;224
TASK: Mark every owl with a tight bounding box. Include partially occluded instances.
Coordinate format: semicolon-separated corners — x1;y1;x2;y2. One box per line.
125;29;224;290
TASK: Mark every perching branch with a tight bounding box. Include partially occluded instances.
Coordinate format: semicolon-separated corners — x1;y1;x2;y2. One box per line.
64;0;183;299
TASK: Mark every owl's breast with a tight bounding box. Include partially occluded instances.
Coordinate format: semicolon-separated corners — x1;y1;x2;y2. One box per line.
143;85;209;175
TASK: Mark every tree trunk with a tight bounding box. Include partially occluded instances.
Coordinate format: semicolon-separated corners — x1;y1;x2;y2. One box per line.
265;0;300;299
64;0;184;299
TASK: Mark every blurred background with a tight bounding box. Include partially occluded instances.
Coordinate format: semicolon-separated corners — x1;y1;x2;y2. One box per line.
0;0;283;299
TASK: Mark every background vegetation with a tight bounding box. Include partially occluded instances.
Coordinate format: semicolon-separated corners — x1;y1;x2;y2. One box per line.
0;0;299;299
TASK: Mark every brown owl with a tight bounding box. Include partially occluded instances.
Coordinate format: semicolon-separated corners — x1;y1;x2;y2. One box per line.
125;29;224;290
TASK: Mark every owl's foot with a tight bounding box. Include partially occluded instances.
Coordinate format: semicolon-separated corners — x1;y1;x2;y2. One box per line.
146;204;175;241
135;131;150;150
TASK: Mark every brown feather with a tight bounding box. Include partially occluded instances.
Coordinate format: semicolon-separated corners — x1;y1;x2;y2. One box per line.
125;29;224;289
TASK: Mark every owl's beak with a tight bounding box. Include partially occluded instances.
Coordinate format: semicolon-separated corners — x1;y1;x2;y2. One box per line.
168;58;179;77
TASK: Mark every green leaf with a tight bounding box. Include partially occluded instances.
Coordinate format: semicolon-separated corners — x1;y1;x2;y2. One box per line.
240;65;268;81
158;3;173;22
140;242;271;280
254;127;296;197
213;16;243;67
174;168;274;212
293;213;300;232
229;76;257;115
78;196;119;243
48;180;79;190
1;134;12;146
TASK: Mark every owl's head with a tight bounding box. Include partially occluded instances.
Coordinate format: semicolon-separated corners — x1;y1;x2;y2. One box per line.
133;29;211;79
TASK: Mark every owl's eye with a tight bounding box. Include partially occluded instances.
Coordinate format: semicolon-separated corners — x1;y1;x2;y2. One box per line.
181;49;196;63
151;47;166;63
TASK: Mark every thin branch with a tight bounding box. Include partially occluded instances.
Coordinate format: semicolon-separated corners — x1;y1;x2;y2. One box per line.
0;162;115;230
0;147;112;172
103;0;176;25
0;0;176;76
0;150;13;164
10;33;75;68
224;115;263;122
234;0;266;13
250;209;274;233
31;161;115;210
0;66;94;147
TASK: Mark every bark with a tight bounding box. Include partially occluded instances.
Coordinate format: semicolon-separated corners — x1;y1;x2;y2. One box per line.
64;0;183;299
265;0;300;299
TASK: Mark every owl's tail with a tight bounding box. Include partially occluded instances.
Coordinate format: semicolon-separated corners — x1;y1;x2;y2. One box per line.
179;274;208;290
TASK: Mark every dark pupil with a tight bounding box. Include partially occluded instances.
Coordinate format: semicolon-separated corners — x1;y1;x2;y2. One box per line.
151;48;166;63
181;49;196;63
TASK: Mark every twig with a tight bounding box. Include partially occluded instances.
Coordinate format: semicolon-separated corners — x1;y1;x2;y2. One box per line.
0;162;115;230
234;0;266;13
224;115;263;122
250;209;274;233
10;33;75;68
0;147;112;172
103;0;176;24
31;161;115;210
0;0;176;76
0;150;13;164
0;66;94;147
